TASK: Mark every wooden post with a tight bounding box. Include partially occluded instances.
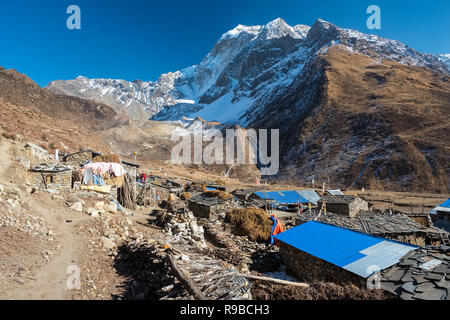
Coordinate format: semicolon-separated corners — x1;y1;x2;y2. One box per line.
236;273;309;288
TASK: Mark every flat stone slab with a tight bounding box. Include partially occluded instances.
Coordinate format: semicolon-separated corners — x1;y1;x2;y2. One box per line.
402;282;416;294
413;288;446;300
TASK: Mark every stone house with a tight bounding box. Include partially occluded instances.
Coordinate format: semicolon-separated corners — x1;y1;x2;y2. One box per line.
188;194;238;219
29;163;72;190
275;221;418;288
318;195;369;217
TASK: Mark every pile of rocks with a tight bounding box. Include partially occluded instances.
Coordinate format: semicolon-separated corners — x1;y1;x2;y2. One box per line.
163;211;207;249
0;189;55;240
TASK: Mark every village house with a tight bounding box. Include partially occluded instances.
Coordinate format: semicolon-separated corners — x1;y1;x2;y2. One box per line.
318;195;369;217
429;198;450;232
188;193;238;219
29;163;72;191
275;221;417;289
62;149;102;167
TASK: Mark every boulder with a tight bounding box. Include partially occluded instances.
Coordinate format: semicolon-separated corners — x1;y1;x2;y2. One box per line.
94;201;105;210
104;201;117;213
65;194;84;205
69;202;83;212
101;237;116;250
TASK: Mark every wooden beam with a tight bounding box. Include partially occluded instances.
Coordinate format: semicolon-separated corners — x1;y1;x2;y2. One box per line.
236;273;309;288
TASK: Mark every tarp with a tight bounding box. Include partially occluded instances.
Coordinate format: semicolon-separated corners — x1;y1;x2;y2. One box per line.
297;190;321;205
80;185;112;194
82;162;125;177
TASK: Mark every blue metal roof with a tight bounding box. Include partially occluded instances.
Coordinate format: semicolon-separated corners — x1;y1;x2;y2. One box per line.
275;221;417;278
440;198;450;208
255;191;308;204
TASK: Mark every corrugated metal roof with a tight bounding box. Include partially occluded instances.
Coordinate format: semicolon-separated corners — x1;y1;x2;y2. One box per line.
327;189;344;195
274;221;417;278
297;190;321;205
254;191;308;204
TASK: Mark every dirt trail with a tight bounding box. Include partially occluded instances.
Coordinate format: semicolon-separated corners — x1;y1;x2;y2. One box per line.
0;139;91;300
2;192;90;300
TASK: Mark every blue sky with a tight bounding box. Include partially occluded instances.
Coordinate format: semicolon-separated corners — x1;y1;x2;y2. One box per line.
0;0;448;87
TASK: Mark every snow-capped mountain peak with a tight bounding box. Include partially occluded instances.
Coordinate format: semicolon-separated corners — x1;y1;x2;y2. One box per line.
218;24;262;42
47;18;449;125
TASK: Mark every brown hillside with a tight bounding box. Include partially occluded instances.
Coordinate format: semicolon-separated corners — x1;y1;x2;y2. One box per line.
278;46;450;192
0;66;116;153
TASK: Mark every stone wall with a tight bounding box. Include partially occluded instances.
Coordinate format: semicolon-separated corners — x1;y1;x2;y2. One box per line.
30;170;72;190
64;151;96;167
318;197;369;217
279;242;367;288
188;198;238;220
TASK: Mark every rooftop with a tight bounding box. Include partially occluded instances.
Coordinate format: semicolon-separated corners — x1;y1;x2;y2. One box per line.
380;245;450;300
318;195;361;204
295;210;441;237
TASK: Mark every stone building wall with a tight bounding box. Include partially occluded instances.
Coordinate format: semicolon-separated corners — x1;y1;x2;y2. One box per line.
279;242;367;288
30;170;72;190
188;198;238;219
318;197;368;217
349;198;369;216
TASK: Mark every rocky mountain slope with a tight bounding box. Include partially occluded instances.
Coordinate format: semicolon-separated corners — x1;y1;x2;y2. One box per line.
45;18;450;191
269;46;450;192
47;18;448;125
0;66;116;153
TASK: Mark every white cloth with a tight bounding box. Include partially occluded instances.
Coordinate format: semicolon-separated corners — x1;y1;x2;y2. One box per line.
82;162;125;177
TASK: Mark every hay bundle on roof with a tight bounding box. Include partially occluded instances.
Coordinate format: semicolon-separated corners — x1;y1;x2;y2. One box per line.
92;153;121;164
225;208;272;243
204;190;233;200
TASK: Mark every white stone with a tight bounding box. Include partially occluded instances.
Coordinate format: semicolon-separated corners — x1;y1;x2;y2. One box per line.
70;202;83;212
180;254;190;261
104;201;117;213
94;201;105;210
101;237;116;250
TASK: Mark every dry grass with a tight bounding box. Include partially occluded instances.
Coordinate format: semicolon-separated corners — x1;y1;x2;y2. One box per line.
180;192;191;200
225;208;272;243
215;179;227;186
93;153;121;163
204;190;233;200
